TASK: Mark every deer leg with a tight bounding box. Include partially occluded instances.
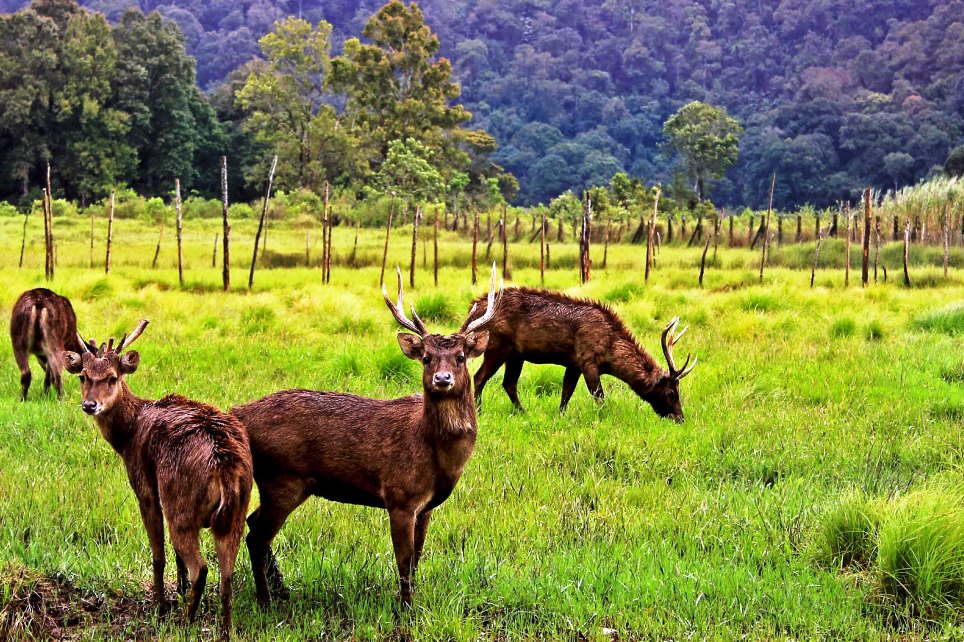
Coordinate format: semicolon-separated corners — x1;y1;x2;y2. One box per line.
214;528;242;641
559;366;582;413
170;527;207;624
501;354;525;411
246;491;304;608
136;495;170;614
175;554;189;599
583;365;605;404
47;352;65;399
389;508;417;606
472;349;508;407
14;349;30;401
412;510;433;584
38;355;51;394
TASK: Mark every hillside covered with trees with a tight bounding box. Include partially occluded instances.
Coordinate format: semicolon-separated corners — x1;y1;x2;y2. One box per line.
1;0;962;210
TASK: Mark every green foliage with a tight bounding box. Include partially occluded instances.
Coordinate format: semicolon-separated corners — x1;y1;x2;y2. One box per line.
815;491;882;569
947;146;964;178
663;102;743;201
912;304;964;336
369;138;445;204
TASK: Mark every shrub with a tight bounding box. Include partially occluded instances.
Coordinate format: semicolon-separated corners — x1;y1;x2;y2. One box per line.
182;196;222;219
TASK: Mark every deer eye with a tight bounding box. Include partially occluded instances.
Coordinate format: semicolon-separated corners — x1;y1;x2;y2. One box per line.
456;354;465;364
422;355;431;365
108;376;118;385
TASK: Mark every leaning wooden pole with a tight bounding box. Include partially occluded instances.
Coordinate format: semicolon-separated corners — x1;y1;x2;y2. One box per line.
379;192;396;285
471;210;479;285
811;227;825;288
19;209;28;268
44;164;54;280
844;203;852;287
105;190;115;274
873;215;881;283
220;156;230;291
212;233;218;268
151;216;164;269
943;204;950;279
699;232;711;287
903;220;911;287
321;184;329;281
861;187;871;287
248;155;277;289
175;178;184;287
760;172;775;282
645;187;660;282
433;209;439;287
409;206;420;289
540;212;546;284
324;200;333;283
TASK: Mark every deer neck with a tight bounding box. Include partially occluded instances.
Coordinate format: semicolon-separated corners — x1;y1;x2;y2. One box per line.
94;385;147;455
611;340;665;394
421;388;477;441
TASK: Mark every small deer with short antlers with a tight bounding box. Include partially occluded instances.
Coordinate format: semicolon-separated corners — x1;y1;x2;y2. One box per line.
64;320;252;640
231;264;501;608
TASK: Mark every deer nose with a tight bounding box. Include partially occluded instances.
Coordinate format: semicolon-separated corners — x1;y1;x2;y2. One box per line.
81;400;97;415
433;372;454;388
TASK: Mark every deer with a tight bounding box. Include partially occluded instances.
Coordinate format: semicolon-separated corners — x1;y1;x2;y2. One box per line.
10;288;85;400
63;320;252;640
463;288;697;420
230;264;500;609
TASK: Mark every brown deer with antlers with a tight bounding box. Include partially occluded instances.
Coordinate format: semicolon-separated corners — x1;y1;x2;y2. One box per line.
64;321;252;640
10;288;84;400
464;288;696;420
231;265;500;608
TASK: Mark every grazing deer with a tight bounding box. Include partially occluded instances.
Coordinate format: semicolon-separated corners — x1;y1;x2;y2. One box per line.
10;288;84;400
64;321;252;640
231;265;500;608
463;288;697;420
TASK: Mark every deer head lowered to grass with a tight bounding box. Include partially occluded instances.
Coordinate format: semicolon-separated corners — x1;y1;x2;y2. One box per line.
463;287;697;420
231;264;501;608
64;320;252;641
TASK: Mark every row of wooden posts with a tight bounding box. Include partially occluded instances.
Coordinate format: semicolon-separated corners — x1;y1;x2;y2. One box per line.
25;161;954;291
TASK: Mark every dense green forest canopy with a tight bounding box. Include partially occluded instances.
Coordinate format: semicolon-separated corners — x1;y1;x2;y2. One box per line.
1;0;962;210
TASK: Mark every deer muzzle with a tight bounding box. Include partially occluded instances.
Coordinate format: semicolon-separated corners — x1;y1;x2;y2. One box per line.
433;372;454;390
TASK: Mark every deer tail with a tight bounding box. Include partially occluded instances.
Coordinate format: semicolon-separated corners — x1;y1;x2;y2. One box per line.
211;472;247;539
36;306;50;352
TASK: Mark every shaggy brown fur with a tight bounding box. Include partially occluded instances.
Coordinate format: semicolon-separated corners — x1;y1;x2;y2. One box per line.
10;288;83;400
462;287;692;420
64;336;252;641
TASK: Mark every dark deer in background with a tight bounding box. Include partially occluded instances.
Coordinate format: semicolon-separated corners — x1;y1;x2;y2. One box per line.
464;288;697;420
10;288;84;400
64;321;252;640
231;265;500;608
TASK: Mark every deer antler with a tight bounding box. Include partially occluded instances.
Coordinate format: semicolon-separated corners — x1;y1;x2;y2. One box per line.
76;333;94;354
463;262;502;335
116;319;150;353
382;267;428;336
661;316;697;380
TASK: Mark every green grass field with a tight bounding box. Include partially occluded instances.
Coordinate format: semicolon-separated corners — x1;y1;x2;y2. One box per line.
1;213;963;640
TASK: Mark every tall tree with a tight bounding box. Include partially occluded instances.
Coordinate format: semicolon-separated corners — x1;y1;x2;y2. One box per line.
662;101;743;202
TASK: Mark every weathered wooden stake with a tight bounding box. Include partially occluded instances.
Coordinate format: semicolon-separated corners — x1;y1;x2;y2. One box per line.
844;204;852;287
699;232;711;287
645;188;660;282
943;205;950;279
212;234;218;268
903;220;911;286
89;207;95;268
873;215;881;283
471;210;479;285
501;216;510;281
540;212;546;284
151;218;164;269
349;220;359;267
19;209;28;268
175;178;184;287
306;230;311;266
760;172;775;282
321;182;330;282
220;156;230;291
105;190;115;275
410;206;420;288
433;209;439;287
810;227;825;288
861;188;871;286
602;219;611;269
248;156;278;289
324;192;333;284
380;192;396;286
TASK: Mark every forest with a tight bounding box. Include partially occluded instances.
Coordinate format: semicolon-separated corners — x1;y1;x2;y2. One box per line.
1;0;962;211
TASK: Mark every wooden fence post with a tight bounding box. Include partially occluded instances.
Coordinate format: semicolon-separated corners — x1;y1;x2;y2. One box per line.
433;209;439;287
645;188;660;283
540;212;546;285
760;172;775;282
105;190;115;275
410;206;421;288
903;220;911;286
221;156;230;291
861;187;871;286
175;178;184;287
811;227;825;288
471;210;479;285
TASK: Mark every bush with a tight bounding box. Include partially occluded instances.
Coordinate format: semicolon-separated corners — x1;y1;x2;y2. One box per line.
229;203;255;220
0;201;21;216
182;196;222;219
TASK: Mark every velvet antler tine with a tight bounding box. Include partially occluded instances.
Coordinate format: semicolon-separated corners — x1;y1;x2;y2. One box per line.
116;319;149;353
383;266;426;336
77;333;92;354
463;263;501;335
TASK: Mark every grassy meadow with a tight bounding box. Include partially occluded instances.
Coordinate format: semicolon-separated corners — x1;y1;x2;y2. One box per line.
1;211;963;640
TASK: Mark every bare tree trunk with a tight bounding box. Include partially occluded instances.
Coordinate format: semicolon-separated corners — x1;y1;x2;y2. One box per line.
175;178;184;287
44;163;54;281
380;192;396;285
152;219;164;269
321;183;329;282
728;215;734;246
433;210;439;287
713;216;720;260
796;215;802;243
557;216;564;242
212;233;218;268
546;243;551;270
874;216;881;283
777;217;783;245
811;227;825;288
501;210;510;280
471;210;479;286
667;213;674;243
325;201;333;283
893;215;899;241
485;212;494;260
645;188;660;282
861;188;871;287
105;190;115;275
760;173;775;282
579;194;592;283
221;156;230;291
540;212;546;285
410;206;420;288
903;221;911;286
698;231;711;287
514;215;520;241
19;210;28;268
248;156;278;289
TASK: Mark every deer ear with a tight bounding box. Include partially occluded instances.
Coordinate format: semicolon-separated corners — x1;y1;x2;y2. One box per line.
119;350;140;374
64;352;84;374
464;331;488;358
397;333;424;360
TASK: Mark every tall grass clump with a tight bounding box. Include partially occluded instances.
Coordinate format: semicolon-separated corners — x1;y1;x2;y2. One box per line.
877;484;964;616
815;491;883;569
864;320;885;341
375;344;417;383
414;292;455;323
912;304;964;336
830;317;857;339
